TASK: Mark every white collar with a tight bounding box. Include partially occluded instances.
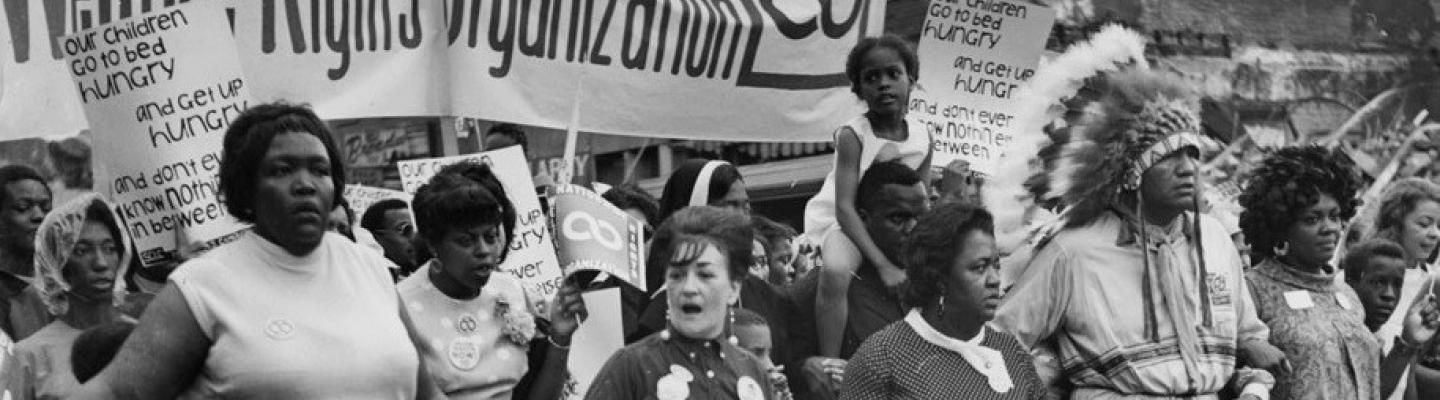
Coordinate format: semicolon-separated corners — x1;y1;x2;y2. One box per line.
904;309;1013;393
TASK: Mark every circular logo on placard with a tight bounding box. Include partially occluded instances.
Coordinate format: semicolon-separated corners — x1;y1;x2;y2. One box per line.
457;314;479;334
448;337;481;370
264;318;295;340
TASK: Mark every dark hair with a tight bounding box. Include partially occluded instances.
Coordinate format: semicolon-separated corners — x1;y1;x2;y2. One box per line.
218;103;346;223
332;197;356;241
845;34;920;97
646;206;752;291
0;164;49;207
899;203;994;309
658;160;744;222
335;197;355;222
751;215;796;253
70;320;136;383
361;199;411;231
1343;239;1409;282
602;184;659;227
857;160;922;212
411;162;516;257
1373;178;1440;244
1238;146;1361;263
486;123;528;150
732;307;769;328
84;199;125;262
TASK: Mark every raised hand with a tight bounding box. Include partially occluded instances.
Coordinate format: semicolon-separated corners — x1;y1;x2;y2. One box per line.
547;282;587;345
1401;293;1440;347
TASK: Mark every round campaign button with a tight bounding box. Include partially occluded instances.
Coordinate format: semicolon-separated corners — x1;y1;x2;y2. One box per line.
448;337;481;370
264;318;295;341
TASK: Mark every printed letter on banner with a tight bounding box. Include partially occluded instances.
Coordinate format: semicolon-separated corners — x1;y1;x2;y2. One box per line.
551;184;646;292
910;0;1055;175
395;147;564;311
62;1;250;267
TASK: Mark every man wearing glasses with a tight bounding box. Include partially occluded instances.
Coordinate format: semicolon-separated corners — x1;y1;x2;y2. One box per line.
360;199;417;277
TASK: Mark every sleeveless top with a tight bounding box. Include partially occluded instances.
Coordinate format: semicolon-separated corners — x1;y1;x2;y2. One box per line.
171;231;419;399
803;114;931;245
397;261;533;400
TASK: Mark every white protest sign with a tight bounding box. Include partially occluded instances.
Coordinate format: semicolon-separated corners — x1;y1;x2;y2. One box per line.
560;287;625;400
343;184;413;217
62;1;249;266
909;0;1055;174
551;184;646;291
395;147;564;302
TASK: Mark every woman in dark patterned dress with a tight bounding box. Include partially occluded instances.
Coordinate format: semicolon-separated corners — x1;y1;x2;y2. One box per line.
841;203;1045;400
585;207;775;400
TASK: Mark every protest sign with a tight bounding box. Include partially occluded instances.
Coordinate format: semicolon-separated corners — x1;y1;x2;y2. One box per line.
62;1;249;266
395;147;564;303
909;0;1055;174
343;184;412;217
4;0;882;143
560;287;625;400
550;184;646;291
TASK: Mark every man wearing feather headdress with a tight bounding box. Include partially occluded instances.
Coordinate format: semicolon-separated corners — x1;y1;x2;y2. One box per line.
993;70;1282;399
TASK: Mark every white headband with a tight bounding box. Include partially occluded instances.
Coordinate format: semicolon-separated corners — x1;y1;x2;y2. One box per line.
689;161;727;207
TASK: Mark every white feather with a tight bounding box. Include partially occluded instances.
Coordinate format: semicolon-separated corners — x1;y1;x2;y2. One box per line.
983;24;1149;251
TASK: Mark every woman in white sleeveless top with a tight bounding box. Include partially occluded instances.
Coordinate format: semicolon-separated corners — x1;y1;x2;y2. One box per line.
71;104;435;399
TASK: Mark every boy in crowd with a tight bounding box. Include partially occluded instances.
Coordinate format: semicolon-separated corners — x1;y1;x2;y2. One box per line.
734;308;793;400
1344;239;1424;400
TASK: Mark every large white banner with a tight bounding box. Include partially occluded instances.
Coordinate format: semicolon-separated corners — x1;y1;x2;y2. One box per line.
396;146;564;306
909;0;1053;174
446;0;886;141
230;0;448;118
63;1;249;266
2;0;885;143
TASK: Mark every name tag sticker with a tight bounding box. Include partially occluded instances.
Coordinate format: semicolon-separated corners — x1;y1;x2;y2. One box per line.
1284;291;1315;310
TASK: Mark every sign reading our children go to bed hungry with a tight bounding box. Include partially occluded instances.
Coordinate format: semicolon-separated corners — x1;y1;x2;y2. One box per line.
60;1;250;267
909;0;1055;175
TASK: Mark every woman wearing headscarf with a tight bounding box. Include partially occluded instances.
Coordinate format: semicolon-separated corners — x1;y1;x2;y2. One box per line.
72;103;435;399
1238;146;1380;399
10;194;130;400
586;207;776;400
658;160;750;222
842;203;1045;399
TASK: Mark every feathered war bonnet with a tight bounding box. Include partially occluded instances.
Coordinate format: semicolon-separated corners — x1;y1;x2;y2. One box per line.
1043;69;1220;227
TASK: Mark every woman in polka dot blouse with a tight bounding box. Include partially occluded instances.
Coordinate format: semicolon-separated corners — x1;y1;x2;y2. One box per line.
398;161;584;400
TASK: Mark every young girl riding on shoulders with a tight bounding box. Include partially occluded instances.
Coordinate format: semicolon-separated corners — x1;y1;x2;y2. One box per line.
804;35;932;359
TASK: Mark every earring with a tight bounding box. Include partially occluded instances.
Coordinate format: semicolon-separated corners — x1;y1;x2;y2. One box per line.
1275;241;1289;257
727;306;740;346
661;305;673;341
938;294;946;315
